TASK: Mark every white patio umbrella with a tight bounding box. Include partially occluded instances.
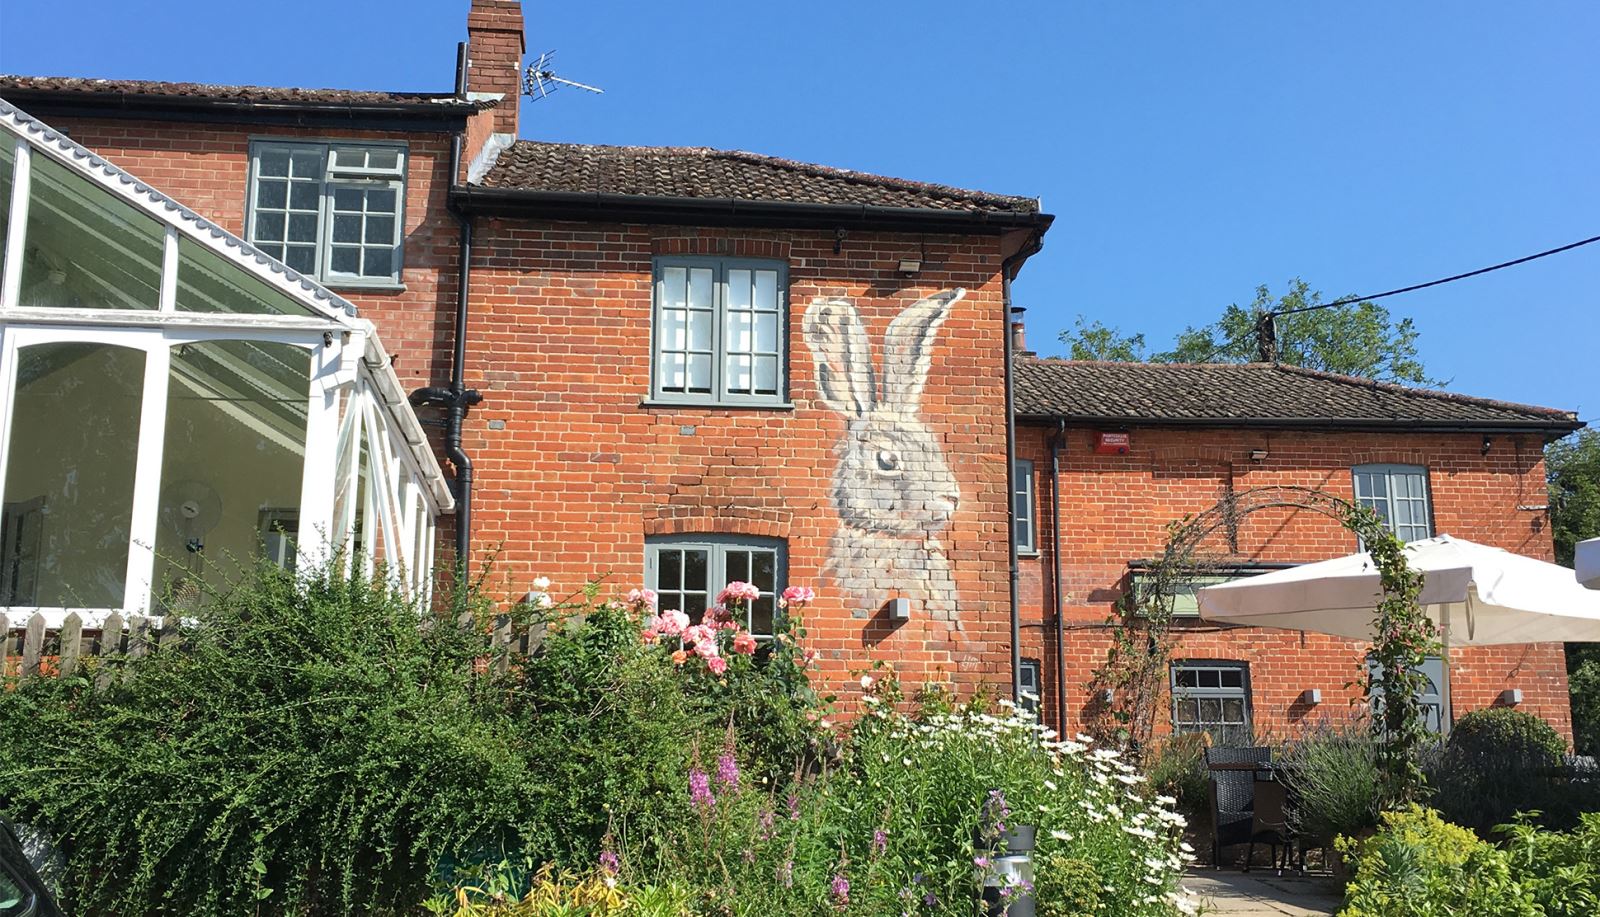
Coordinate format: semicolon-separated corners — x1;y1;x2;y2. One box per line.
1578;537;1600;590
1196;534;1600;726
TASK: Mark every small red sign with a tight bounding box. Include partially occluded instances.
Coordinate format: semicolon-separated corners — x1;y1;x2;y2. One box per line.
1094;432;1131;455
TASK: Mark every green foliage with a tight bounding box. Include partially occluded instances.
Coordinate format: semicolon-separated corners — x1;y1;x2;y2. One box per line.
1338;807;1600;917
424;861;693;916
1548;429;1600;568
0;561;540;917
1143;733;1210;821
1449;708;1567;764
1343;504;1440;807
1425;709;1596;836
1277;722;1383;843
1058;315;1148;362
1034;852;1102;917
1337;805;1536;917
1568;648;1600;759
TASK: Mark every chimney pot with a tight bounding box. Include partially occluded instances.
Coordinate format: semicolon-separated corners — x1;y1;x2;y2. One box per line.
1010;321;1027;353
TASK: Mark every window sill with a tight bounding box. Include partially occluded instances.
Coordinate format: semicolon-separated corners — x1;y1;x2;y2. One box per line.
639;399;797;411
325;280;408;294
1017;550;1041;560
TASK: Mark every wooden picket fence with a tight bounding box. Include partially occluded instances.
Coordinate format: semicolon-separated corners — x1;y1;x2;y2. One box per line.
1;612;180;690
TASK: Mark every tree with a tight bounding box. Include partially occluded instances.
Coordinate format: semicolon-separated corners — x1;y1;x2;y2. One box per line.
1548;428;1600;757
1058;279;1439;385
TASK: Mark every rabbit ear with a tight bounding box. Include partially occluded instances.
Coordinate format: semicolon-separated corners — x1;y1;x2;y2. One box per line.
882;288;964;408
803;298;876;417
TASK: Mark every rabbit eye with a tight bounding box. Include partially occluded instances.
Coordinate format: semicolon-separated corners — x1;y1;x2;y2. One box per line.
875;450;901;474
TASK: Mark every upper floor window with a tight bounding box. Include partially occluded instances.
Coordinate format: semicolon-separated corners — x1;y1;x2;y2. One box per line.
644;535;784;638
1013;459;1036;554
247;141;405;286
651;257;787;405
1353;464;1432;543
1171;660;1252;747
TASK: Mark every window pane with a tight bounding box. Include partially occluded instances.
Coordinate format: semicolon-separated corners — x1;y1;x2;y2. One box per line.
367;187;397;214
285;245;316;274
257;179;288;210
686;355;712;393
753;270;778;310
20;153;164;310
330;247;359;275
688;309;712;351
683;549;708;590
726;354;751;392
754;312;778;352
1221;698;1246;723
176;237;318;316
257;148;291;177
727;269;751;309
0;141;11;294
753;356;778;395
1220;668;1243;688
752;550;776;591
365;215;395;245
362;247;393;278
289;148;323;178
726;550;750;584
1175;669;1198;688
661;267;686;309
332;214;362;244
288;182;319;212
659;550;681;589
254;212;285;243
751;596;774;636
287;213;319;243
2;343;145;607
688;267;714;309
154;341;310;610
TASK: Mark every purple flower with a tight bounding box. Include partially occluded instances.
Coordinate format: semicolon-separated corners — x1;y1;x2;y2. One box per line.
974;855;991;869
787;791;801;820
777;859;794;888
598;848;620;875
758;807;776;840
716;750;740;792
872;829;888;855
923;891;939;907
689;765;715;811
830;872;850;906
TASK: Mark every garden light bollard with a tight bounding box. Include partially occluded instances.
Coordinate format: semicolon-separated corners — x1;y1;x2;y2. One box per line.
980;823;1037;917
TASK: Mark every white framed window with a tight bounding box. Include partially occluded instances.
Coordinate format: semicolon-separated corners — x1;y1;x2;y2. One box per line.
644;535;784;637
1171;661;1252;746
246;140;406;286
1019;658;1042;715
651;257;787;405
1013;459;1036;553
1353;463;1433;543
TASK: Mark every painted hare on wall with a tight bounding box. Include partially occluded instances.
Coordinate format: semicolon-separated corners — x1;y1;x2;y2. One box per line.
803;289;965;620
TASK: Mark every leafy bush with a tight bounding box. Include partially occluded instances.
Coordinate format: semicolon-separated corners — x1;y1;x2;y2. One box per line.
1277;722;1383;843
424;861;693;916
0;561;540;917
1426;708;1596;835
1338;807;1600;917
1143;733;1210;823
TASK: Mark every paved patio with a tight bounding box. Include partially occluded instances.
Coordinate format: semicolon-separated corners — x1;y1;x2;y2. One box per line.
1184;869;1345;916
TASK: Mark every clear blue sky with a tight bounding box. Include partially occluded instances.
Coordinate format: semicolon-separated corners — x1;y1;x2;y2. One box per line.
3;1;1595;422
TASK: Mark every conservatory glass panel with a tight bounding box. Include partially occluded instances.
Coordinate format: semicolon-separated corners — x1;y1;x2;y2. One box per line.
175;236;319;316
19;152;164;310
1;342;146;607
152;340;310;611
0;141;12;293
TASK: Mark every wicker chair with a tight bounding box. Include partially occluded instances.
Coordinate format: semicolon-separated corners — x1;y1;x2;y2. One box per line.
1247;777;1292;874
1205;746;1272;869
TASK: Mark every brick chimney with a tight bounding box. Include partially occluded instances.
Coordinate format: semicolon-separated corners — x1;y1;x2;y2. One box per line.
464;0;525;166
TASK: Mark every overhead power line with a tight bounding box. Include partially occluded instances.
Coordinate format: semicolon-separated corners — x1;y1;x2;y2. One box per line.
1195;232;1600;362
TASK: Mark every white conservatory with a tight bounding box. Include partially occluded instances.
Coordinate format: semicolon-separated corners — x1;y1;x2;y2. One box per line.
0;100;452;625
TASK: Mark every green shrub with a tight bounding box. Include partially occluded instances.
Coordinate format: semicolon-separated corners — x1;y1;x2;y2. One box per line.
1277;722;1383;843
1035;852;1102;917
1502;812;1600;917
1337;805;1537;917
0;561;539;917
1144;733;1209;823
1449;708;1566;763
1427;708;1595;835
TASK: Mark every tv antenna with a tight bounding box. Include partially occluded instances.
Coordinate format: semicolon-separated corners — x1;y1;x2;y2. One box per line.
523;51;604;101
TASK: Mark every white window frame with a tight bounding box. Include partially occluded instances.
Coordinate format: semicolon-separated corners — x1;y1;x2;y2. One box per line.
1171;660;1252;746
245;139;407;287
649;256;789;406
1353;463;1433;543
1014;458;1036;554
643;535;786;638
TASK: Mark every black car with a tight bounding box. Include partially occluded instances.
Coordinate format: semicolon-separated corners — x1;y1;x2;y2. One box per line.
0;818;62;917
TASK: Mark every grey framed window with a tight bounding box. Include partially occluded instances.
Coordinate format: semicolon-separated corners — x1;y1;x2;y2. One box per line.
1019;658;1042;715
1368;655;1446;734
651;257;787;405
1129;566;1288;619
246;140;405;286
1014;459;1036;554
644;535;785;637
1353;463;1432;543
1171;661;1252;746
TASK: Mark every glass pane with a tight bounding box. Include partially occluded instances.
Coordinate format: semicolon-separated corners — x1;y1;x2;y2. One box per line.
254;211;285;243
288;181;319;212
754;312;778;352
0;141;11;294
2;343;145;607
257;179;288;210
657;353;685;391
367;188;397;214
688;309;712;350
659;549;681;589
1175;669;1198;688
365;149;400;172
289;148;323;179
754;270;778;310
751;596;774;636
661;267;686;309
365;216;395;244
1368;474;1388;498
754;356;778;394
329;247;360;275
685;592;707;618
688;267;713;309
175;237;318;316
752;550;776;591
20;153;164;310
285;246;316;274
257;148;291;177
727;310;752;352
333;187;363;213
726;550;749;584
1177;698;1200;723
1220;668;1243;688
1199;669;1221;688
1221;697;1246;723
362;247;393;278
683;549;708;590
726;354;751;392
727;269;751;309
686;354;712;392
287;212;319;243
154;341;311;610
332;214;362;244
1199;698;1223;721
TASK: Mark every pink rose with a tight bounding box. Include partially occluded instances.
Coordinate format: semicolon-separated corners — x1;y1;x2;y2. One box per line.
685;623;716;648
732;631;758;656
641;627;661;645
781;585;815;606
695;637;721;660
716;581;761;606
706;656;728;676
626;588;659;610
670;650;688;666
659;609;690;636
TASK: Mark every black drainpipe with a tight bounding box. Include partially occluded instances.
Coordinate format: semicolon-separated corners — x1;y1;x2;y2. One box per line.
1000;230;1043;702
1049;417;1068;736
410;42;483;577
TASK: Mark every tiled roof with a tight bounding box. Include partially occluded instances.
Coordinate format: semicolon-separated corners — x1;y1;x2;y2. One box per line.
474;140;1042;214
0;75;493;110
1015;359;1583;431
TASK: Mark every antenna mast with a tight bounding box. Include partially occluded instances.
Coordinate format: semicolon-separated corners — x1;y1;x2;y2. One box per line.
523;51;605;100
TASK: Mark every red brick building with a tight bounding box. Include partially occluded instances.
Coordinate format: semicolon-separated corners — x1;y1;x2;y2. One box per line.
0;0;1585;736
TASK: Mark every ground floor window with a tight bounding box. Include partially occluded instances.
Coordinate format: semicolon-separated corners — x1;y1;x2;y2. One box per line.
1368;655;1446;733
644;536;783;637
1019;658;1042;715
1171;660;1252;746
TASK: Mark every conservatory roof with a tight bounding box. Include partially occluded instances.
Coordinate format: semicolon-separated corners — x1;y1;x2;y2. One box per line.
0;98;454;511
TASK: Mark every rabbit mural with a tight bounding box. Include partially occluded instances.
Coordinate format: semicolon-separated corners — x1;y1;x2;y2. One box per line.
803;289;966;620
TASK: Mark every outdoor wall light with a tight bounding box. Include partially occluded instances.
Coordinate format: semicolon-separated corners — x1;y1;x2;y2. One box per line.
1300;688;1322;706
896;258;922;274
884;597;911;621
1482;435;1494;455
1499;688;1524;706
1249;449;1269;463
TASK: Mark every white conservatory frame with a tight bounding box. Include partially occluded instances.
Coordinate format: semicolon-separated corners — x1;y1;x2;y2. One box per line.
0;99;453;625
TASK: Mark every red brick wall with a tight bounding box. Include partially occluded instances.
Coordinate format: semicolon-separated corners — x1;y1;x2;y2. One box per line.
463;223;1018;703
34;116;462;393
1015;424;1572;743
